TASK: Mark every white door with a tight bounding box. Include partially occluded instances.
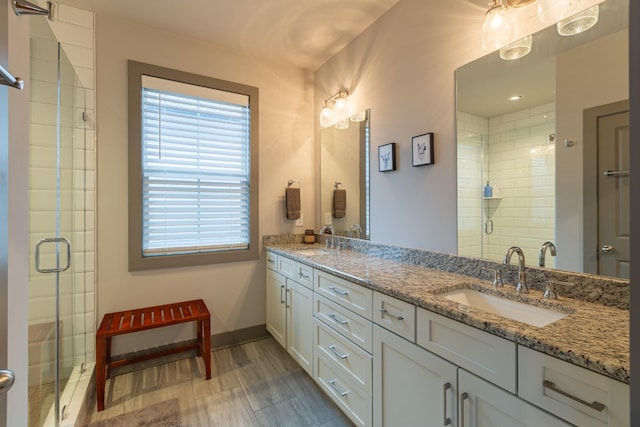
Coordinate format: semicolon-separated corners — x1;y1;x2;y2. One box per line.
459;370;570;427
373;325;457;427
598;107;630;278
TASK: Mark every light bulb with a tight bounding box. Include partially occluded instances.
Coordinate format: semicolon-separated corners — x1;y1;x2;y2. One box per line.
538;0;585;24
482;3;515;51
320;104;334;128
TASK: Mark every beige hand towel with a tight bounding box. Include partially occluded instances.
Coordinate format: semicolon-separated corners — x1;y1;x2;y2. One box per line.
333;189;346;218
286;187;301;220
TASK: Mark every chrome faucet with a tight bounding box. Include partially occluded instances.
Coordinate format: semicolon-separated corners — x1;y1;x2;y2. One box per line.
348;224;362;239
319;225;335;250
538;241;557;267
504;246;528;293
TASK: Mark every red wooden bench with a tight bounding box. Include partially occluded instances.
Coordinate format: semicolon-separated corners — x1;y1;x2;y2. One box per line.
95;299;211;411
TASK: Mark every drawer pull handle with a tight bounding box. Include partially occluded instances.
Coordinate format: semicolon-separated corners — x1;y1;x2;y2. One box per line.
267;259;275;263
328;379;349;397
328;313;349;325
543;380;606;412
379;308;404;321
443;382;451;425
280;285;285;304
285;288;290;308
298;270;310;279
460;392;469;427
328;345;349;359
329;286;349;296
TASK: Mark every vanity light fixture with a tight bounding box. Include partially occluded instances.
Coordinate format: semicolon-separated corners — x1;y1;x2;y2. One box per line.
482;0;595;52
499;35;533;60
335;118;350;130
319;89;349;128
482;0;515;51
557;4;599;36
350;110;367;122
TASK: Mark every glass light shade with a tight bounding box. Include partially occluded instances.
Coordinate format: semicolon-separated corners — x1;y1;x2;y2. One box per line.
557;5;599;36
482;4;515;51
538;0;585;24
499;35;532;60
350;110;367;122
335;119;350;130
320;105;334;128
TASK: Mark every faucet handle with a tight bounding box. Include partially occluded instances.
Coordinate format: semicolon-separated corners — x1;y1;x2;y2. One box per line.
544;280;573;300
482;267;504;288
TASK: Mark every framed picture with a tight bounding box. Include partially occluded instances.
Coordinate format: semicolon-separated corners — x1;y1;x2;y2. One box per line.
412;133;434;166
378;143;396;172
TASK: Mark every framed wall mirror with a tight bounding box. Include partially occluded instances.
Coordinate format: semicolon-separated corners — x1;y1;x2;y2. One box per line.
320;109;370;239
456;0;629;279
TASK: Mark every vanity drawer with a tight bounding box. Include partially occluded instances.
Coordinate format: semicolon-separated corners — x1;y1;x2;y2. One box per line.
416;308;516;393
373;292;416;342
314;318;372;394
314;270;372;319
518;346;629;427
315;352;372;427
314;294;373;353
266;251;278;271
277;256;313;289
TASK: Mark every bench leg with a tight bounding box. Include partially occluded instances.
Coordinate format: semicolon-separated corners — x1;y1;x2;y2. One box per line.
95;335;107;411
201;318;211;380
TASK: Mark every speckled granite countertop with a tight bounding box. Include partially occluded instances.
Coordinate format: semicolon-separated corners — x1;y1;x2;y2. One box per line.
266;243;630;384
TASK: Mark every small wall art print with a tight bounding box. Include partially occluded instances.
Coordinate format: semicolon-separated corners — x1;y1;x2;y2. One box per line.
412;132;434;167
378;143;396;172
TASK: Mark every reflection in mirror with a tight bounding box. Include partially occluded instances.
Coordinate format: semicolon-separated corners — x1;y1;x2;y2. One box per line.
320;110;370;239
456;0;629;279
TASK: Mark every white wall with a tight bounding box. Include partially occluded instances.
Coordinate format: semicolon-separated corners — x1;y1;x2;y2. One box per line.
95;16;314;354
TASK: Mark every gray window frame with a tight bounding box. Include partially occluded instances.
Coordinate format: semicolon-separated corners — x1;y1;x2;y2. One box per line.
128;61;259;271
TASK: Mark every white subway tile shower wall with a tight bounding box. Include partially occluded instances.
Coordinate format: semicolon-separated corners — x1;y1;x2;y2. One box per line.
28;6;95;386
484;103;556;267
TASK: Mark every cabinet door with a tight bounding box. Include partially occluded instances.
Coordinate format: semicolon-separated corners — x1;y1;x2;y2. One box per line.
458;370;571;427
266;269;286;348
287;279;314;375
373;325;457;427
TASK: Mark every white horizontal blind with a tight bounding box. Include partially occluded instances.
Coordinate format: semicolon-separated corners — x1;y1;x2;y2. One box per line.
141;76;251;256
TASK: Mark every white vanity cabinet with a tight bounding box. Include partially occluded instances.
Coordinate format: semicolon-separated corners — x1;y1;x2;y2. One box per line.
313;269;373;427
373;325;457;427
518;346;630;427
265;251;314;375
459;370;571;427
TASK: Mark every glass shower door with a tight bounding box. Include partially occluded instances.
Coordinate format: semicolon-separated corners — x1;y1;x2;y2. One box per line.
28;18;87;427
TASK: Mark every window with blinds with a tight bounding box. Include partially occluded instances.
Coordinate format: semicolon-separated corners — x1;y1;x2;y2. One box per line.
128;61;259;270
141;76;250;255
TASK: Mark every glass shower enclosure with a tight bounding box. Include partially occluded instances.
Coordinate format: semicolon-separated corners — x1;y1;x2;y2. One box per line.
28;18;91;427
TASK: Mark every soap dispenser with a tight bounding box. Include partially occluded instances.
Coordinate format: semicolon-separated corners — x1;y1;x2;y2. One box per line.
484;181;493;198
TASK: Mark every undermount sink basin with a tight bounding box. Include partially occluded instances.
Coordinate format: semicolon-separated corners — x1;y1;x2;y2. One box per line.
444;287;569;327
296;248;331;256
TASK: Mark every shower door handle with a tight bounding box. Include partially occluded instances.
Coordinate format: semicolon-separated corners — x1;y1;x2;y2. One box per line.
35;237;72;273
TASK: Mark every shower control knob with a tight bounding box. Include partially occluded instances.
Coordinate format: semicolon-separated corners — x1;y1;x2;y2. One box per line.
601;244;614;254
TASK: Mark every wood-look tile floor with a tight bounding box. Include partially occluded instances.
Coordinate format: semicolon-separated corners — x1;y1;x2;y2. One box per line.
84;337;354;427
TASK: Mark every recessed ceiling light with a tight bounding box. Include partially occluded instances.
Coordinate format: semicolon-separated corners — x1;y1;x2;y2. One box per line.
508;95;523;101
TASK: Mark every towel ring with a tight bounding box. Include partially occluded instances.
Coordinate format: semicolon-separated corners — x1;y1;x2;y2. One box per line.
287;179;300;188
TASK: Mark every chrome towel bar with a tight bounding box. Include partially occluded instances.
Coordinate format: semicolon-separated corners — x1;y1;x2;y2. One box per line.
0;64;24;90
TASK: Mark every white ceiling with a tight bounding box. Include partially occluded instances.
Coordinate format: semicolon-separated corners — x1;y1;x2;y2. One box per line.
54;0;402;70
